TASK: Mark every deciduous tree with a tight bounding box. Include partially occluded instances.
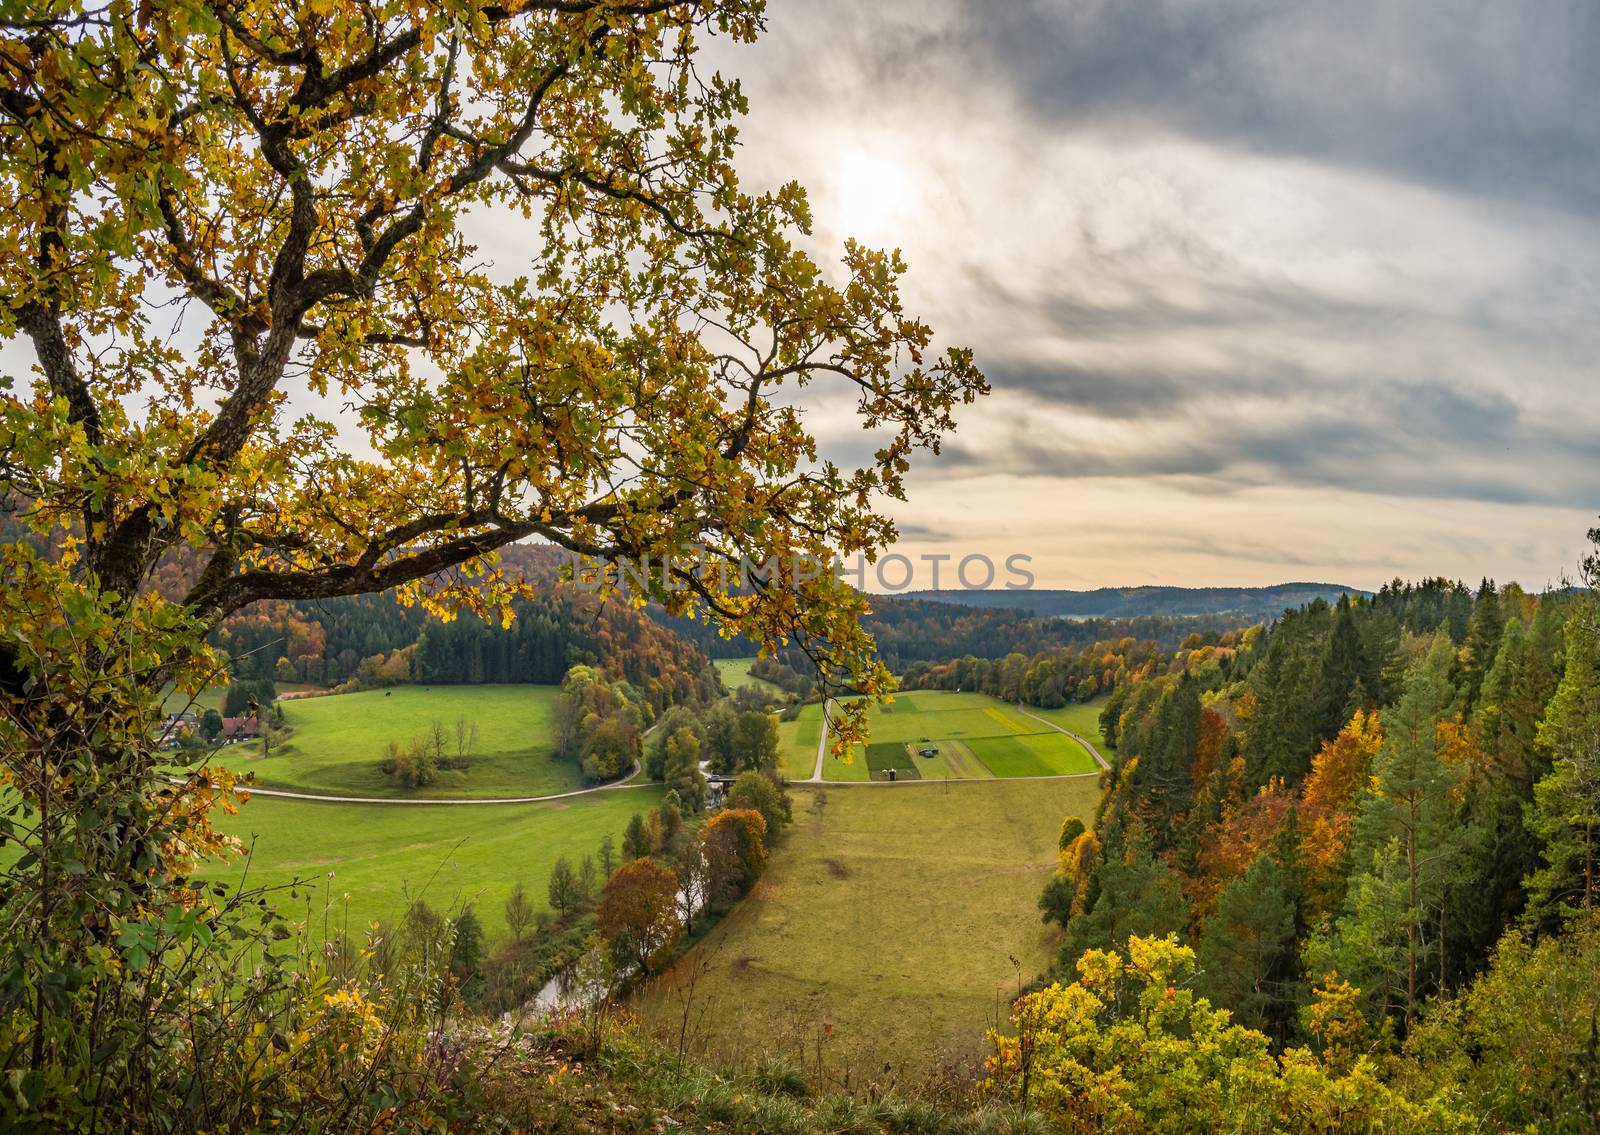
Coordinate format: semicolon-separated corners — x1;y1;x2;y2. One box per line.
701;807;767;902
504;881;533;942
596;857;681;976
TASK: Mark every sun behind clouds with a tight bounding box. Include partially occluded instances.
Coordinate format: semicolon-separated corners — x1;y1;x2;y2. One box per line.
829;148;919;244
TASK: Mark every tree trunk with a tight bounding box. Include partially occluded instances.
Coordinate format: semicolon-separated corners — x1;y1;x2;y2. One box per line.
1438;898;1446;998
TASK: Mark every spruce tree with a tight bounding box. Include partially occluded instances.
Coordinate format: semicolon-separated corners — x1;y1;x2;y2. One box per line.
1525;598;1600;930
1198;853;1298;1040
1459;579;1505;711
1349;631;1465;1027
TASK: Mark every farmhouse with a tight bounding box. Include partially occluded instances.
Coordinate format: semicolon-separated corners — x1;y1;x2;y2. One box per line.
219;716;261;742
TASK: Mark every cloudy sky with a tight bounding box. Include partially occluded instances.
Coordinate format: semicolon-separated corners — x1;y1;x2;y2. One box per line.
707;0;1600;591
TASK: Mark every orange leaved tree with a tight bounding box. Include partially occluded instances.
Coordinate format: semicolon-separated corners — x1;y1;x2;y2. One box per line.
596;856;682;976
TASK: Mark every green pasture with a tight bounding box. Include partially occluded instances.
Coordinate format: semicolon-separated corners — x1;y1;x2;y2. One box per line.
818;691;1099;782
966;733;1093;777
206;784;665;947
777;702;825;780
1021;698;1114;751
219;684;577;799
714;658;785;698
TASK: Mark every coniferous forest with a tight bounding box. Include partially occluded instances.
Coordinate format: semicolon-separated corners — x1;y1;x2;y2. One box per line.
1010;564;1600;1129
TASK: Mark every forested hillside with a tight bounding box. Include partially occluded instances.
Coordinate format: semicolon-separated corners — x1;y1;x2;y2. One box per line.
1022;562;1600;1128
189;543;719;713
662;592;1268;670
902;582;1368;621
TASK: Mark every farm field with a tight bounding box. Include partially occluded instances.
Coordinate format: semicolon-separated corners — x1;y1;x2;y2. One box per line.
771;693;1102;783
827;691;1099;780
221;684;578;799
777;702;825;780
206;784;666;947
636;777;1103;1070
1020;698;1114;752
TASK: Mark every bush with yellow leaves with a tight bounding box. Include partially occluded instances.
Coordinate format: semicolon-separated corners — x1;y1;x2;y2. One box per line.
985;935;1471;1134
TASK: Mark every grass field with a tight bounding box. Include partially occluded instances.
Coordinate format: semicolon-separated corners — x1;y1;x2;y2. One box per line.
778;693;1104;783
829;692;1099;780
221;685;577;799
714;658;784;698
777;702;824;780
636;777;1103;1070
1021;699;1114;752
206;784;666;946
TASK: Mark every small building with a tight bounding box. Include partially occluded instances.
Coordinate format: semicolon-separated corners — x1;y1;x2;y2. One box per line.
220;716;261;742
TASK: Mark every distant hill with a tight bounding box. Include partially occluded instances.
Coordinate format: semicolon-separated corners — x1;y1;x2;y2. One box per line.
897;583;1371;622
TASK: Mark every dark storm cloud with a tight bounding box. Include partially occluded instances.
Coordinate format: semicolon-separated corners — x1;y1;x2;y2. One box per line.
968;0;1600;215
936;382;1599;508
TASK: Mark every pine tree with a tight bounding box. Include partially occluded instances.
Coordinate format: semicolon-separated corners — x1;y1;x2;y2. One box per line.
1321;595;1372;736
1350;631;1465;1027
1198;853;1298;1039
1137;676;1201;842
1525;598;1600;929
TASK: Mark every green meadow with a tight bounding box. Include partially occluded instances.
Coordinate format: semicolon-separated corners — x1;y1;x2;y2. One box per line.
713;657;785;697
221;684;575;799
817;691;1100;781
777;702;825;780
1020;699;1114;751
207;784;666;946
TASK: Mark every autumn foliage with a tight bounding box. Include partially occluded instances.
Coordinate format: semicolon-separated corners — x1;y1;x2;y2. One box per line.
1298;710;1384;917
596;857;682;977
701;807;768;901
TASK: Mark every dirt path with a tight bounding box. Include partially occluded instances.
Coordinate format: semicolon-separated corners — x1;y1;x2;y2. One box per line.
806;698;832;781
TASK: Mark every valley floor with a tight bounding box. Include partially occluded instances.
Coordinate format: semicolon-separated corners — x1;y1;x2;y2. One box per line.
636;777;1102;1075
